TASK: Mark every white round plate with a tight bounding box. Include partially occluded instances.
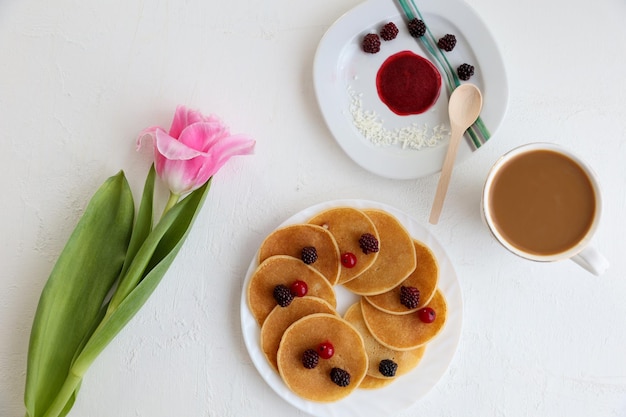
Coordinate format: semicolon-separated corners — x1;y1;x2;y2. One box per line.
240;199;463;417
313;0;508;179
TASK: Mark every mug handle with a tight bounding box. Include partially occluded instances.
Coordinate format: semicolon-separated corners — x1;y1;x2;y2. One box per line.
571;245;610;276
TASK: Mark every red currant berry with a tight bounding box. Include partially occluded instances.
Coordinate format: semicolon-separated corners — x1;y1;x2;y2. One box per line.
290;280;308;297
418;307;436;323
341;252;357;268
317;341;335;359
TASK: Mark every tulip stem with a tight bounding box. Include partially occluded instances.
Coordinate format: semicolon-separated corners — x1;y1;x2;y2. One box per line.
161;192;180;218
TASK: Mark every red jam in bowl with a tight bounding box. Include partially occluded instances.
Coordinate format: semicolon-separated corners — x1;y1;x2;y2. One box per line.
375;50;442;115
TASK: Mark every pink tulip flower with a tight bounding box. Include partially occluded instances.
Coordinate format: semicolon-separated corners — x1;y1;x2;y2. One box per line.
138;105;255;197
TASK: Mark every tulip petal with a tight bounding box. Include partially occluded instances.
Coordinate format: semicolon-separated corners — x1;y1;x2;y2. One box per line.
197;134;256;179
155;129;204;161
157;158;200;195
169;106;191;139
136;127;160;150
169;106;220;139
169;157;212;195
178;122;229;152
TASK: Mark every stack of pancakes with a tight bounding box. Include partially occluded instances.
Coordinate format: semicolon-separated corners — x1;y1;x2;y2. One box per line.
246;206;448;402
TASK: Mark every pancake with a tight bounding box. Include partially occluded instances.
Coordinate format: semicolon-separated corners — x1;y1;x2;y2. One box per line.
360;289;447;351
343;302;425;379
276;313;368;402
344;302;425;378
247;255;337;327
258;223;341;285
307;207;379;284
261;296;338;371
343;209;417;295
365;239;439;314
358;374;395;389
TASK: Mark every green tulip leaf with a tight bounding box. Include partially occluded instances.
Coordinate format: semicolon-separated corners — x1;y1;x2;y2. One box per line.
119;165;156;279
38;179;210;417
24;172;134;417
80;179;210;367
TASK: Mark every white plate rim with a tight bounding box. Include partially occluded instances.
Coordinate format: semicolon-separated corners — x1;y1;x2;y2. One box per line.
240;199;463;417
313;0;509;180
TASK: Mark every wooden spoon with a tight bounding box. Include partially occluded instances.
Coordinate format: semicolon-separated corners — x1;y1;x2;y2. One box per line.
429;83;483;224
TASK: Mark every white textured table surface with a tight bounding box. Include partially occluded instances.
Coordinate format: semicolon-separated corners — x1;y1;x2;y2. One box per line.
2;0;626;416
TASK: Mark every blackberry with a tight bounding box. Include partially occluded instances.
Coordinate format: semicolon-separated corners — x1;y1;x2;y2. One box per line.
330;367;351;387
273;284;294;307
302;349;319;369
400;286;420;309
362;33;381;54
301;246;318;265
380;22;399;41
407;18;426;38
379;359;398;377
437;34;457;51
359;233;379;254
457;63;475;81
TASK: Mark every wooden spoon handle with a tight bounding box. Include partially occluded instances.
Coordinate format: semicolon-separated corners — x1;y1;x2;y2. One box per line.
429;123;464;224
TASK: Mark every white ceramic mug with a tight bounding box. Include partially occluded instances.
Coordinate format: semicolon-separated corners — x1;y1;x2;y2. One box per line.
482;142;609;276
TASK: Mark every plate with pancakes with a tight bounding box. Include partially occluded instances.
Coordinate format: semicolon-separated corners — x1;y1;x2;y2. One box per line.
240;199;462;417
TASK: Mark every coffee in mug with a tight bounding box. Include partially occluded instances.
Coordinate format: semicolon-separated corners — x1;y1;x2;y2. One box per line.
482;143;609;275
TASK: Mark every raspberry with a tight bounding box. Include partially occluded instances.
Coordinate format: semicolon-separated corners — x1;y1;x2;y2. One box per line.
457;63;475;81
359;233;379;254
380;22;399;41
362;33;381;54
379;359;398;377
302;349;319;369
407;18;426;38
400;286;420;309
273;284;294;307
290;280;308;297
301;246;318;264
317;341;335;359
437;34;457;51
330;367;351;387
341;252;357;268
418;307;436;323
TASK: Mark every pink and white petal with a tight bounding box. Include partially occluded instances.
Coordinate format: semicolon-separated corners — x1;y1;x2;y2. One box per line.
153;151;168;178
210;134;256;159
168;106;191;139
155;129;204;161
136;126;162;150
199;134;256;178
187;108;221;126
179;156;213;192
158;158;201;195
178;121;229;151
169;106;221;138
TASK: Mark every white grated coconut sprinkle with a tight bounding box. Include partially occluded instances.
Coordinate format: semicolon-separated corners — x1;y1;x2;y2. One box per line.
347;86;449;150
